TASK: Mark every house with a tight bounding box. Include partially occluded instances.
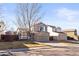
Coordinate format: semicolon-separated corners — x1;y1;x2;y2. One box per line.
5;31;17;35
64;29;78;40
17;28;29;40
47;25;67;41
32;22;49;42
1;31;18;41
17;22;68;41
17;22;49;42
0;21;5;40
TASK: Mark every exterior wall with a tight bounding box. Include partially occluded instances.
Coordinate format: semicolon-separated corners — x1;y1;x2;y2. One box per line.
17;28;28;35
0;21;5;40
34;32;49;42
17;28;28;39
64;31;78;40
47;26;67;41
56;27;61;32
33;23;47;32
52;32;67;41
52;27;56;32
0;32;4;40
0;21;5;32
58;33;67;40
33;24;40;32
32;22;49;42
65;32;75;36
47;26;53;33
47;25;56;32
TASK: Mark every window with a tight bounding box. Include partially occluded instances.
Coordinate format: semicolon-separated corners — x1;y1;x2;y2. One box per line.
0;25;1;28
40;26;44;32
74;30;77;35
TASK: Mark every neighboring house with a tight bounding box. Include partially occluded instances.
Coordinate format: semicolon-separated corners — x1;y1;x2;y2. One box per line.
64;29;78;40
1;31;18;41
0;21;5;39
17;28;29;40
5;31;17;35
17;28;28;35
47;25;67;41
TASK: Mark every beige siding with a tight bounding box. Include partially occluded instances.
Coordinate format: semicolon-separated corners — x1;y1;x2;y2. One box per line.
53;33;67;41
59;33;67;40
34;32;49;42
64;31;78;40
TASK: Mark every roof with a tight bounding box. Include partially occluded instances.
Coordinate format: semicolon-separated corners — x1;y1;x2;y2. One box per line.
47;25;56;28
0;20;5;25
63;29;77;32
17;28;29;31
56;27;61;29
56;32;65;34
33;22;47;27
36;22;47;26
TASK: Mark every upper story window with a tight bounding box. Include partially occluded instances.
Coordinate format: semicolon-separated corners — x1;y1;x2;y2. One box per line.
39;26;45;32
40;26;44;32
0;25;1;28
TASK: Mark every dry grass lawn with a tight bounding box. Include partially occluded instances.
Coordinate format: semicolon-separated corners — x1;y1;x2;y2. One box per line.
0;40;78;50
0;41;49;50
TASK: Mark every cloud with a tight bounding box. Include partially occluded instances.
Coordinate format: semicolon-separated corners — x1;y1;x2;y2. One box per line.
56;8;79;23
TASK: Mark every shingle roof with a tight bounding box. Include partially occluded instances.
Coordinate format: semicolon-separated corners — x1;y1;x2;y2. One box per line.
47;25;56;28
63;29;77;32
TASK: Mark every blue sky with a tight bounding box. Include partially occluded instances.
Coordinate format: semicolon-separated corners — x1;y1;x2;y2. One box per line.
42;3;79;34
1;3;79;34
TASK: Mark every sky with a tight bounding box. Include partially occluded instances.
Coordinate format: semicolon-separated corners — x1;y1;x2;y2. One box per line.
1;3;79;34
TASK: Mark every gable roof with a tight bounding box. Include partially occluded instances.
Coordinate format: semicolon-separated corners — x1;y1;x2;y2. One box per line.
63;29;77;32
17;27;29;31
47;25;56;28
37;22;46;25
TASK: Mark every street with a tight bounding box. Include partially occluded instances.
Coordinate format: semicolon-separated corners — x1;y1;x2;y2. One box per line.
0;42;79;56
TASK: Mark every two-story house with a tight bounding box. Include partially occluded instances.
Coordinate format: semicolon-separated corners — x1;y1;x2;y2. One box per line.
17;22;49;42
17;22;67;41
32;22;49;42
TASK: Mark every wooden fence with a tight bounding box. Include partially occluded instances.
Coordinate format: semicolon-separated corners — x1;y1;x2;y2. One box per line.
1;35;19;42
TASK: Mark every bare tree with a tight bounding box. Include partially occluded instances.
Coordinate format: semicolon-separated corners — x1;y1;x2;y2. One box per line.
0;5;7;32
15;3;43;40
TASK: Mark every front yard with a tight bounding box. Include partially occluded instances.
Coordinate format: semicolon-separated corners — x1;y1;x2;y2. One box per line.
0;41;50;50
0;40;79;55
13;40;79;56
0;40;79;50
